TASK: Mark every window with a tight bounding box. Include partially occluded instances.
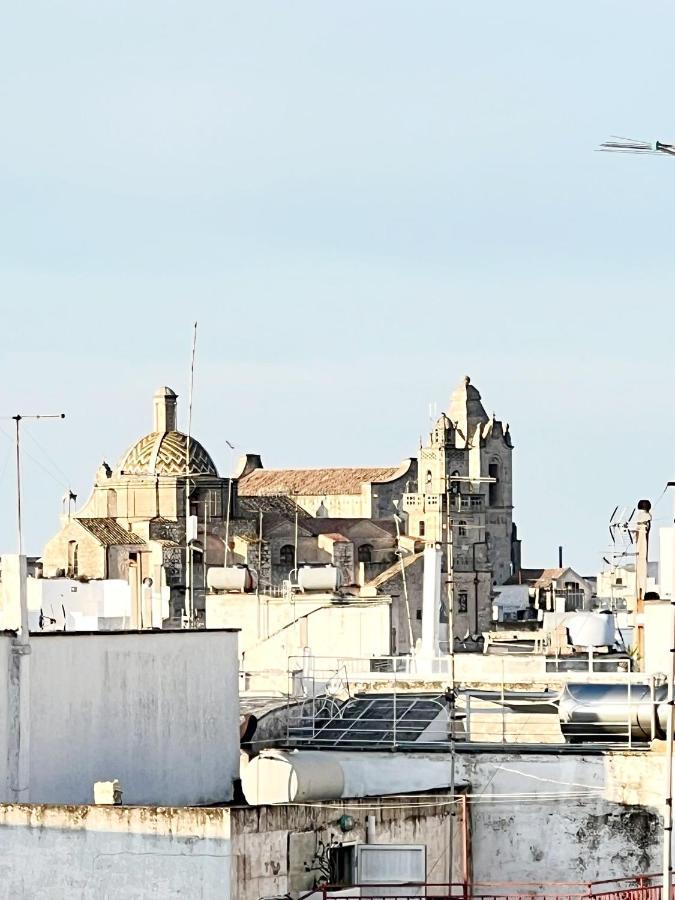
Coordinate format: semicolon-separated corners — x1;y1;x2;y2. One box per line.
68;540;79;578
207;489;223;518
416;609;422;620
419;520;426;537
458;520;467;537
489;462;501;506
279;544;295;568
458;591;468;613
450;470;460;494
358;543;373;563
425;470;433;488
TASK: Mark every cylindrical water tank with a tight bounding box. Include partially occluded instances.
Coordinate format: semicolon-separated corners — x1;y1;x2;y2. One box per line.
566;612;616;648
559;682;666;742
207;566;255;593
296;565;341;592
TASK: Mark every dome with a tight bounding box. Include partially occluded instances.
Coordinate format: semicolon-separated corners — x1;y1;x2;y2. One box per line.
118;431;219;477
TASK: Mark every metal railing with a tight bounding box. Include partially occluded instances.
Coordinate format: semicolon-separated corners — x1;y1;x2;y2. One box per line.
301;875;665;900
282;655;659;750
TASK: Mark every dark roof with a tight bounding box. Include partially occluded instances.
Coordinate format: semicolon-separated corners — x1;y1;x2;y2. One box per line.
76;518;145;546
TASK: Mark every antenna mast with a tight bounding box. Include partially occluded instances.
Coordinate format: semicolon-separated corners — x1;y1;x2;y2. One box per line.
185;322;198;628
2;413;66;555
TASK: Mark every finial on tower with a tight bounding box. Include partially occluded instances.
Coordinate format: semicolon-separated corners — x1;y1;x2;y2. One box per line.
464;375;471;385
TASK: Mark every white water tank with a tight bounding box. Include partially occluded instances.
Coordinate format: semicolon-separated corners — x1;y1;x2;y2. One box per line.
207;566;256;593
297;565;341;592
566;611;616;648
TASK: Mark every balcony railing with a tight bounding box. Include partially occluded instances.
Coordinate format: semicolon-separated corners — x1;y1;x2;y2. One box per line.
300;875;665;900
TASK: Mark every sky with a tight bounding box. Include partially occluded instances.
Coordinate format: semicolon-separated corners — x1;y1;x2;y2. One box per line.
1;1;674;572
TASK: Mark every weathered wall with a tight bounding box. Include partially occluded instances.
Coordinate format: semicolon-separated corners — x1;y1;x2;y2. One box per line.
456;750;664;883
25;630;240;805
231;794;463;900
0;636;10;799
0;803;232;900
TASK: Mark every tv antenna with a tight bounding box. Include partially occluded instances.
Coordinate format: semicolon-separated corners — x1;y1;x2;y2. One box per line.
0;413;66;555
598;136;675;157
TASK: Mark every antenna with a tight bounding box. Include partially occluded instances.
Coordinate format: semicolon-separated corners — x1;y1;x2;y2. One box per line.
0;413;66;555
597;136;675;156
184;322;198;628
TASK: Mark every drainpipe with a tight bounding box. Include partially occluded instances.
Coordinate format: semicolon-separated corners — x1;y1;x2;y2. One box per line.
472;541;488;636
366;815;377;844
6;554;31;803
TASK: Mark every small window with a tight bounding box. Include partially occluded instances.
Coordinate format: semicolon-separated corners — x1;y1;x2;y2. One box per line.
419;520;426;537
358;543;373;564
416;609;422;620
458;520;467;537
207;488;223;518
279;544;295;568
458;591;468;613
425;470;433;487
68;540;79;578
489;462;501;506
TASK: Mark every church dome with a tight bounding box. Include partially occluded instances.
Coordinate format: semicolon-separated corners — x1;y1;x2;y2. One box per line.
116;387;218;477
118;431;219;477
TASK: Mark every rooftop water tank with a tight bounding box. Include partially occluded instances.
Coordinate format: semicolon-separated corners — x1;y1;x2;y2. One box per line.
207;566;256;593
566;611;616;648
296;565;341;593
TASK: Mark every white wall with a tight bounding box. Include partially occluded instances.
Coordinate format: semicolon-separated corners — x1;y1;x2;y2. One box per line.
0;636;10;800
457;750;663;883
25;630;239;805
208;593;391;674
26;577;132;630
0;803;232;900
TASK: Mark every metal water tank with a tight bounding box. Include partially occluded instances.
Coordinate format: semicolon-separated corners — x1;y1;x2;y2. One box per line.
207;566;255;593
296;565;341;592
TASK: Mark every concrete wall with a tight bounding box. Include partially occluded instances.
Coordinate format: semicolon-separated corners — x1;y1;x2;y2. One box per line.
230;794;462;900
456;750;664;883
207;592;391;675
0;803;232;900
24;630;239;805
0;636;10;800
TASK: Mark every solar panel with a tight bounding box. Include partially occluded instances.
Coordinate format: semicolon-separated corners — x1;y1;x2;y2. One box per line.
288;692;448;748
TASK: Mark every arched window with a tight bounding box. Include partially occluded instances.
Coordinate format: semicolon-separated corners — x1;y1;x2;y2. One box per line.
68;540;79;577
358;544;373;563
458;521;467;537
450;470;460;494
419;520;426;537
425;470;433;487
279;544;295;568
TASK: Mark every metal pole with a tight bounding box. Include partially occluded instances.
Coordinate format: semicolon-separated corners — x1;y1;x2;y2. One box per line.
662;484;675;900
14;416;22;555
224;440;235;566
185;322;197;628
446;485;455;691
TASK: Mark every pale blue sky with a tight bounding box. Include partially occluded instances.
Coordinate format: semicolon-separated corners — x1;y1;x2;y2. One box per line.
1;2;674;571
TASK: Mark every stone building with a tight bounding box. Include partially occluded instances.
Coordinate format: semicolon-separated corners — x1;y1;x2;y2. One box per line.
239;376;520;647
42;387;235;622
41;375;520;648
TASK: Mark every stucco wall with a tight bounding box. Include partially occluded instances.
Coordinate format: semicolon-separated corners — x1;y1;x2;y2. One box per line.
25;630;239;805
231;794;463;900
456;750;664;883
0;636;10;799
0;803;232;900
207;592;391;678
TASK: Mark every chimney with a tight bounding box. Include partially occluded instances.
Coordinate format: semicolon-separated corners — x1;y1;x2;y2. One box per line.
153;387;177;433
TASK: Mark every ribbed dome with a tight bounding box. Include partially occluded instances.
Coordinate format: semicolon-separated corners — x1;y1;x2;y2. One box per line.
118;431;218;477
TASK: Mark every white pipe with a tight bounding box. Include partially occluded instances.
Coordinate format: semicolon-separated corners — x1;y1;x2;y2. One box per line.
421;544;443;657
366;815;377;844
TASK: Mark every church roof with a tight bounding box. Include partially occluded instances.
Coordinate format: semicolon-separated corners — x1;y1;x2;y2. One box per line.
117;431;218;478
77;518;145;546
238;466;402;496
